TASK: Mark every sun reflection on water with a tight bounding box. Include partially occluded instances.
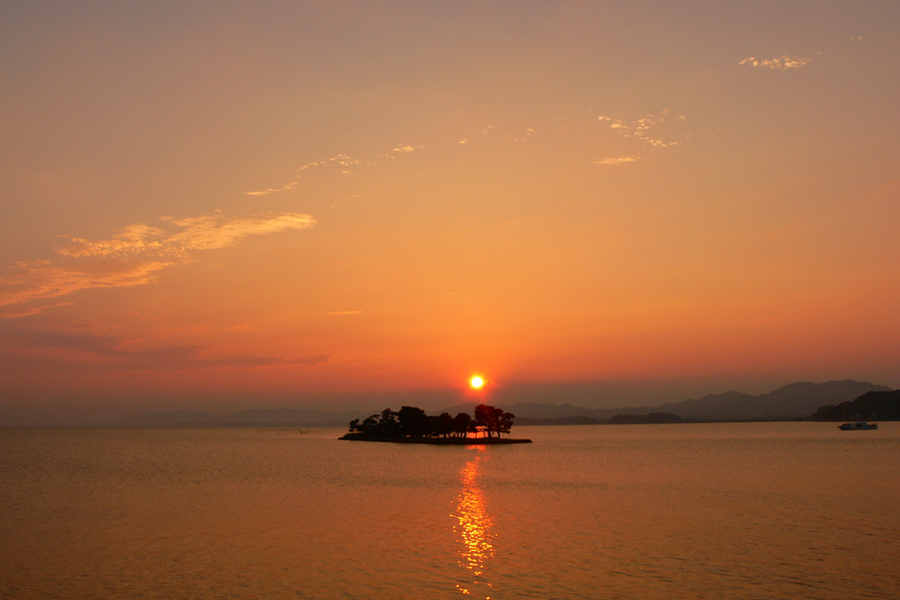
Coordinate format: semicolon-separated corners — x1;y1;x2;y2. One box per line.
453;448;494;598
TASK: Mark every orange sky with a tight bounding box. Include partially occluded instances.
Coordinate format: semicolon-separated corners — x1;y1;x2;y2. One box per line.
2;2;899;424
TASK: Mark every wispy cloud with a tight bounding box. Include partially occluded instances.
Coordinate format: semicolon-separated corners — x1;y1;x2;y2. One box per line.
515;128;536;143
324;310;363;316
287;355;331;366
598;109;686;149
162;213;315;253
0;212;316;314
0;329;331;371
1;259;175;313
739;55;813;70
592;156;642;166
246;149;412;197
0;302;74;319
245;181;300;197
57;213;315;259
246;154;365;196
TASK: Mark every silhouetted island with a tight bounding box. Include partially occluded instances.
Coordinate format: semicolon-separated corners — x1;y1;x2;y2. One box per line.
811;390;900;421
339;404;532;444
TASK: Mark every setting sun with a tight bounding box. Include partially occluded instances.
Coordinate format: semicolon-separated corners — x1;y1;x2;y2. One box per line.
469;376;485;389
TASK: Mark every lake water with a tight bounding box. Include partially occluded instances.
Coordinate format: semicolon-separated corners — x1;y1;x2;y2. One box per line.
2;423;898;599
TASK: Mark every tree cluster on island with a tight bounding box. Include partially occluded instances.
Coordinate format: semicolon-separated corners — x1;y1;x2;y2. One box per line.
345;404;516;440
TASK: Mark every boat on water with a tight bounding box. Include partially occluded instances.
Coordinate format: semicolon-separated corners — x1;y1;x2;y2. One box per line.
838;421;878;430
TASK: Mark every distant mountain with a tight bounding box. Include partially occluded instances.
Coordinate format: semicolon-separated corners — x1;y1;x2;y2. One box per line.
654;380;893;421
467;380;892;423
812;390;900;421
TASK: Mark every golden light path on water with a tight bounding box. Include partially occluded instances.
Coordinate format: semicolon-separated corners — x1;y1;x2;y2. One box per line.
453;448;494;598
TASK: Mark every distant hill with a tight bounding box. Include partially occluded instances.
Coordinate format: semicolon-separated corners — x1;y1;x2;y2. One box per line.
812;390;900;421
653;380;893;421
457;380;891;423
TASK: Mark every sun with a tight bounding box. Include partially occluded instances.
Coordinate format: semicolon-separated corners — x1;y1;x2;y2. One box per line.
469;376;485;389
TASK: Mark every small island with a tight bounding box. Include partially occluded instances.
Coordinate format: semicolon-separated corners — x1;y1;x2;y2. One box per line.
340;404;532;444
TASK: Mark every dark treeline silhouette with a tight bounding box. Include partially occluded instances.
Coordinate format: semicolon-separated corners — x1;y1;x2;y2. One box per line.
346;404;516;440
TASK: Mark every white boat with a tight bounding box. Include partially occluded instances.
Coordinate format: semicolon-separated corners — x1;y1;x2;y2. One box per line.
838;421;878;430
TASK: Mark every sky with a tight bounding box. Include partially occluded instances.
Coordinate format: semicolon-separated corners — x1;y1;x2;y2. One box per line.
2;1;899;425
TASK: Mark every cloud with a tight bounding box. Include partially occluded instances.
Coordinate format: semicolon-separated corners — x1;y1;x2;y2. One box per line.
598;109;686;149
162;213;315;253
0;329;331;371
245;153;365;196
592;156;642;166
0;212;316;311
739;55;813;70
324;310;363;316
0;302;74;319
56;213;315;259
0;259;174;309
57;224;166;258
287;354;330;366
245;181;300;197
331;154;363;166
515;128;536;143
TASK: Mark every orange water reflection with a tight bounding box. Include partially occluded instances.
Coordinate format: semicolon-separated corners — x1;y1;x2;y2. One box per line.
453;448;494;598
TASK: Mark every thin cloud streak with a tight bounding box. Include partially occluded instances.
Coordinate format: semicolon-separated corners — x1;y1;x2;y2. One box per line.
1;329;331;372
739;55;813;70
245;153;367;197
59;213;316;258
0;259;175;310
0;212;316;312
592;156;642;166
162;213;316;252
245;181;300;197
0;302;75;319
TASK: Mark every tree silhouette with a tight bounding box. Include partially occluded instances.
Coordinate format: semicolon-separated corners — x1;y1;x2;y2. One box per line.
431;412;454;438
473;404;515;438
451;412;474;438
344;404;515;440
398;405;430;438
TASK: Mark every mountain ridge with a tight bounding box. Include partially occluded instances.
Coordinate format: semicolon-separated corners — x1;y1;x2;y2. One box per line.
509;380;892;422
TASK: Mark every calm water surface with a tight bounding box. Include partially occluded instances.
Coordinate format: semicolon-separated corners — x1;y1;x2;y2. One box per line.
2;423;898;599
